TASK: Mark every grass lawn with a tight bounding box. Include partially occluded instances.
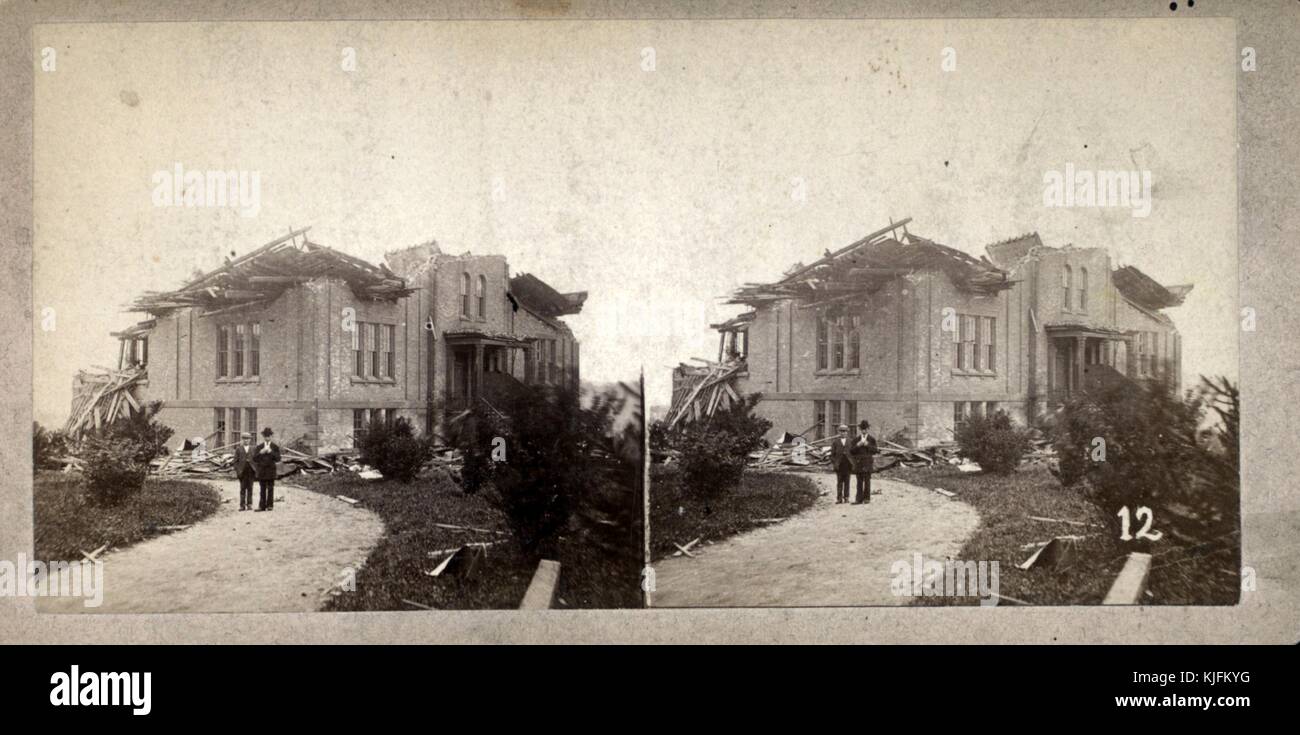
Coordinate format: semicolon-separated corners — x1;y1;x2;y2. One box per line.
292;472;641;610
33;472;221;561
650;466;821;561
887;463;1239;605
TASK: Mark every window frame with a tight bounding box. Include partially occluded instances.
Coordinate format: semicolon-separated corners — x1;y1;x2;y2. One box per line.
476;275;487;318
460;272;471;317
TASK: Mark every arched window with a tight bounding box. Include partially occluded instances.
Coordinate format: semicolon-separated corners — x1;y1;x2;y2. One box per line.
476;275;487;318
1063;265;1073;310
460;272;471;317
1079;267;1089;311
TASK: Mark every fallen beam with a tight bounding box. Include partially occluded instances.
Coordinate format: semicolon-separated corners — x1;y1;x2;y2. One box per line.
518;559;561;610
1102;552;1153;605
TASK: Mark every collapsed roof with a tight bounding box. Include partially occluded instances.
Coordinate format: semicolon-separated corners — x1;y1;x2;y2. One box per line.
1112;265;1192;310
509;273;587;317
729;218;1013;307
129;227;416;317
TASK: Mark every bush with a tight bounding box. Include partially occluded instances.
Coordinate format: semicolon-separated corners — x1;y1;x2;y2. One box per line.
356;416;433;483
81;401;175;505
33;422;69;470
670;394;771;496
955;409;1033;475
1051;376;1240;542
82;437;151;505
458;385;621;554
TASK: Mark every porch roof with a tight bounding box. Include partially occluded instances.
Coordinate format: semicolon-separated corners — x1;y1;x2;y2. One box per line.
442;329;531;347
1044;323;1129;339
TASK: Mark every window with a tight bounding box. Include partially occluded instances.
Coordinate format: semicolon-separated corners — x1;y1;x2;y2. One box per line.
817;311;861;372
1063;265;1073;310
986;401;998;417
956;315;975;370
738;330;749;360
214;408;226;447
1079;267;1089;311
384;324;395;378
369;323;380;379
845;400;857;430
353;409;367;441
955;314;996;372
229;407;241;448
830;400;842;430
953;401;967;434
476;275;487;318
218;322;260;379
246;408;258;439
817;316;829;370
217;326;230;378
982;316;996;372
814;400;827;440
233;324;246;377
461;272;471;317
353;323;364;376
249;323;260;376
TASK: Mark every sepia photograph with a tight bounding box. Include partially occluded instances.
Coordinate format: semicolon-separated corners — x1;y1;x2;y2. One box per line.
4;0;1297;660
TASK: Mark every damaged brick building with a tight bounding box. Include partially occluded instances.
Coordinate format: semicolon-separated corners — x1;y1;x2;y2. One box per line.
672;218;1190;446
86;228;585;452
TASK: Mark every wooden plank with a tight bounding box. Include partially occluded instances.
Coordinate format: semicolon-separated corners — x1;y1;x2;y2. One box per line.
1103;552;1153;605
518;559;561;610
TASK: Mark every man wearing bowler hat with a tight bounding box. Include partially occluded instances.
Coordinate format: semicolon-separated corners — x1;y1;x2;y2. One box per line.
232;432;256;511
850;419;879;504
253;426;281;511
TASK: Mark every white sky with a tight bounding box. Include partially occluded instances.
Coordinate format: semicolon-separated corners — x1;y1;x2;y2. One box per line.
34;19;1237;426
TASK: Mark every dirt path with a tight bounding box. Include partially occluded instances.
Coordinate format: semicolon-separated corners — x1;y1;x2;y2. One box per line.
652;472;979;607
39;480;384;614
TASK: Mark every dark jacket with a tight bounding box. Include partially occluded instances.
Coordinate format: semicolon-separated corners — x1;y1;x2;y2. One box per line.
232;444;255;478
850;433;878;474
829;436;853;472
252;441;281;481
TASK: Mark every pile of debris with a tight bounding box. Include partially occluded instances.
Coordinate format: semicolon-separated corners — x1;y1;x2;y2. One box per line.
151;442;346;478
745;431;940;471
665;357;747;429
65;366;148;438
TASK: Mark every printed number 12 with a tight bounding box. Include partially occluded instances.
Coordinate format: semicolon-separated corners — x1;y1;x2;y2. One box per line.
1118;505;1157;541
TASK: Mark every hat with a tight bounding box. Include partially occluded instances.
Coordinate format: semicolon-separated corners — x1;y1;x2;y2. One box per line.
261;427;274;438
837;424;849;431
240;432;252;439
858;420;870;430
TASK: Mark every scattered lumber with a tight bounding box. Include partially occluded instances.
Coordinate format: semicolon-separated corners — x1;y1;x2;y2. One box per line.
335;495;360;505
672;539;700;558
65;367;148;438
81;544;108;563
666;357;748;429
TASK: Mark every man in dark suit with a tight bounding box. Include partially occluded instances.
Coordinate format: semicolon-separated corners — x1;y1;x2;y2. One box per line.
828;424;853;504
253;427;281;512
851;419;879;504
232;432;256;511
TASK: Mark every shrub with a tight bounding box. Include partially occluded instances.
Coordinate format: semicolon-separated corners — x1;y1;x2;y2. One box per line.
1051;376;1239;541
955;409;1033;475
356;416;433;483
81;401;175;505
671;394;771;496
33;422;69;470
458;385;619;553
82;437;151;505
